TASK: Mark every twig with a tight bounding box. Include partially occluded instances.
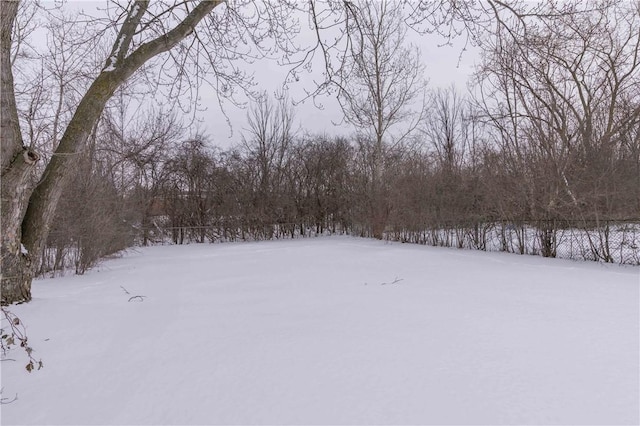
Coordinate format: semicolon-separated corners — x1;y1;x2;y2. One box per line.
121;286;146;302
381;277;404;285
0;388;18;405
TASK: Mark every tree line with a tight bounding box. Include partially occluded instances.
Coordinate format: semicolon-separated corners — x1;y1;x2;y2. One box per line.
42;80;639;275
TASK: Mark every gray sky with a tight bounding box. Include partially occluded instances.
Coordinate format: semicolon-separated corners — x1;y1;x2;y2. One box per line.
201;27;479;147
48;1;480;149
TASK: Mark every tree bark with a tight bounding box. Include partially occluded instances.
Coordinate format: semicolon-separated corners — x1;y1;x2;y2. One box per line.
1;0;40;305
2;0;222;304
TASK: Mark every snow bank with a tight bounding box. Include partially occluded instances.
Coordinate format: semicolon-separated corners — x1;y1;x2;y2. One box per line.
2;236;638;424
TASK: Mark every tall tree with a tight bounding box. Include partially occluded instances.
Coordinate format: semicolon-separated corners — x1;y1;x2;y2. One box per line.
1;1;39;304
1;0;300;304
475;0;640;220
336;0;426;238
242;92;296;226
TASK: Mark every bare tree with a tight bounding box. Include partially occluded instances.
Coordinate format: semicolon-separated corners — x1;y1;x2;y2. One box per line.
1;1;303;304
290;134;353;234
422;86;470;175
162;136;217;244
335;0;426;238
338;1;426;147
471;0;640;257
241;92;296;232
476;0;640;219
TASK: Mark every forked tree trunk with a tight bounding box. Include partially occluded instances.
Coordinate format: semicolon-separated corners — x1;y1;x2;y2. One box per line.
1;2;39;304
2;0;222;304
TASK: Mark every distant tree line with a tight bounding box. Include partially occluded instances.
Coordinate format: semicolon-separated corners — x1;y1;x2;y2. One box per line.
41;77;639;273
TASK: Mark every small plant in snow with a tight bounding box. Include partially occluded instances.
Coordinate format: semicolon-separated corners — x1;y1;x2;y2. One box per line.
1;307;43;373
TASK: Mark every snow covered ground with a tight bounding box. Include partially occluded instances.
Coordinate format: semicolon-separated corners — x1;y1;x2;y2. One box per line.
2;236;639;425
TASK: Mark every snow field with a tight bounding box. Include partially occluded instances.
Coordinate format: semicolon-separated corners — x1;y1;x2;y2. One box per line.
1;236;638;425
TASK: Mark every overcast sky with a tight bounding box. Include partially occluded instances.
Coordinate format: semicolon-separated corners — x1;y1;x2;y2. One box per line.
58;1;480;149
200;26;480;147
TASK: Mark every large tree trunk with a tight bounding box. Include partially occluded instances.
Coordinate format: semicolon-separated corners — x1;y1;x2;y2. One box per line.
2;0;222;305
1;1;39;305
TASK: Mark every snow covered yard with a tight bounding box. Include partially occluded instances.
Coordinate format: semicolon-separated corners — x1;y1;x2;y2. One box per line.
1;236;638;425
